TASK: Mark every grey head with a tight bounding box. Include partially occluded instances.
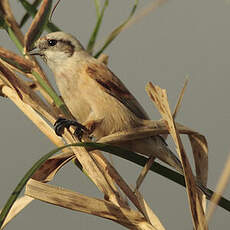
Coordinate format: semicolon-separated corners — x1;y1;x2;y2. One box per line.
29;31;85;69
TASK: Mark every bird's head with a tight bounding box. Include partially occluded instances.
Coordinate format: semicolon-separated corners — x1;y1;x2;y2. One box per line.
29;31;84;69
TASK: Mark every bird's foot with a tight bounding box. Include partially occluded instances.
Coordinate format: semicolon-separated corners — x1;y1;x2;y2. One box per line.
54;117;88;141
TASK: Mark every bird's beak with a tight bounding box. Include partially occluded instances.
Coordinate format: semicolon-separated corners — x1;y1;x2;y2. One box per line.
27;46;42;56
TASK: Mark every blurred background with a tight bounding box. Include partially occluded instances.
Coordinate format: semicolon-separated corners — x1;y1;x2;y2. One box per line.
1;0;230;229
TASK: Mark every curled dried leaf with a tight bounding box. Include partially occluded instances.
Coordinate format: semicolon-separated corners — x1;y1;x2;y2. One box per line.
32;152;74;182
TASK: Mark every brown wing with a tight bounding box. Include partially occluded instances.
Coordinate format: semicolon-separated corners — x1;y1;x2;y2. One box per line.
85;62;149;120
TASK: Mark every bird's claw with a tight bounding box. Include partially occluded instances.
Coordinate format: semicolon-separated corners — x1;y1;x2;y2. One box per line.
54;117;87;141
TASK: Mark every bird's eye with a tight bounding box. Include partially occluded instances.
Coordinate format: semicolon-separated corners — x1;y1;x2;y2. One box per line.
48;39;57;46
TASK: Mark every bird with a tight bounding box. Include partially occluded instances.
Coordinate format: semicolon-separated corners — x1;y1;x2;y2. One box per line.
28;31;185;176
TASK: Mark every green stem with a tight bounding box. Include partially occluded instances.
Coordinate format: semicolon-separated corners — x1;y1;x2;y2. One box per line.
18;0;60;32
5;26;24;53
87;0;109;54
94;0;139;58
20;0;42;27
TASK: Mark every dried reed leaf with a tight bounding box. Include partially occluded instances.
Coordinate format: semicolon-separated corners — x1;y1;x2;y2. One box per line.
0;62;57;122
24;0;52;52
91;151;143;212
0;196;34;229
135;156;155;192
146;82;207;230
0;61;23;99
135;190;166;230
189;134;208;211
173;77;188;119
206;153;230;221
62;131;122;206
0;46;34;73
160;77;188;141
25;179;156;230
98;120;206;144
90;151;130;208
189;135;208;185
0;77;4;94
1;85;62;146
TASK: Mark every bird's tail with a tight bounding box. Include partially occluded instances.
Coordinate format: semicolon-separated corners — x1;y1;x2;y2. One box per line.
153;135;184;174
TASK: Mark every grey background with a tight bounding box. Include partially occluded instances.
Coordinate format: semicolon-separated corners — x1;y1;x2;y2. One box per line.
1;0;230;229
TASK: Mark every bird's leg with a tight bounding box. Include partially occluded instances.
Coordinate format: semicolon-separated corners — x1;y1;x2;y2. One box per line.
54;117;88;141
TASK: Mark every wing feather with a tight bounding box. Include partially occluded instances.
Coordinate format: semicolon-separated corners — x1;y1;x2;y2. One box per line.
85;62;149;120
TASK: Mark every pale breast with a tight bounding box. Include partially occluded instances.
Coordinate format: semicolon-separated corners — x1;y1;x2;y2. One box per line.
54;68;92;123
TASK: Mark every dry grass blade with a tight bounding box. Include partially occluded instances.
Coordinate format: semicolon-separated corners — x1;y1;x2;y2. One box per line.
25;179;156;230
189;134;208;185
24;0;52;52
135;190;166;230
1;85;61;146
189;134;208;210
0;47;34;73
91;151;145;212
206;153;230;221
173;77;189;119
135;156;155;192
62;131;122;206
0;196;34;229
0;63;57;121
146;82;208;230
98;120;206;144
0;62;23;99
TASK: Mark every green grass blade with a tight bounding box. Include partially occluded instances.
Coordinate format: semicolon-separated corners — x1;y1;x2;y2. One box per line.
0;144;72;228
19;0;42;28
94;0;138;58
18;0;60;32
87;0;109;54
94;0;101;18
4;26;24;53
